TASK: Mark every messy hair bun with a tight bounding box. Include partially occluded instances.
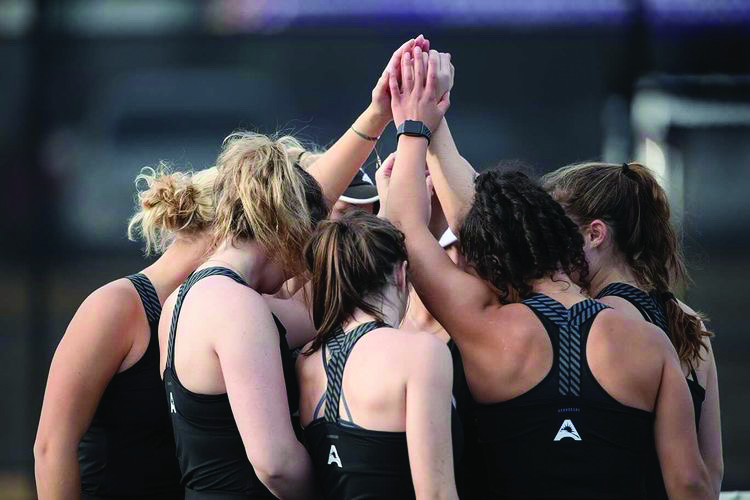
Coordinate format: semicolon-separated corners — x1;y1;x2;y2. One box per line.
127;163;217;255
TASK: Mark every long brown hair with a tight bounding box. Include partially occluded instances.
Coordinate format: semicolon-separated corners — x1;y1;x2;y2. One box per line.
303;211;408;354
542;162;711;367
211;132;327;272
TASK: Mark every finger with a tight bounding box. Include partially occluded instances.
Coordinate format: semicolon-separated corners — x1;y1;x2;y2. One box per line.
437;90;451;115
388;70;401;101
426;174;435;196
426;49;439;97
413;46;424;91
386;38;415;75
382;153;396;176
401;51;414;93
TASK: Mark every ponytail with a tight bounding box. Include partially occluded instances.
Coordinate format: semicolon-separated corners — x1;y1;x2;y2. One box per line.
542;162;711;366
303;211;408;354
127;164;217;255
211;132;328;272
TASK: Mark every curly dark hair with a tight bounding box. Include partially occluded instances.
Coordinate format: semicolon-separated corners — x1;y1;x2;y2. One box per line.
459;168;589;303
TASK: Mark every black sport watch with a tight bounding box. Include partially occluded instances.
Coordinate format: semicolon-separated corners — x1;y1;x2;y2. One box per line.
396;120;432;145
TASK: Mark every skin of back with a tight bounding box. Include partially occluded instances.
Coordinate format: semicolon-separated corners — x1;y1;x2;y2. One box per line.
297;326;456;499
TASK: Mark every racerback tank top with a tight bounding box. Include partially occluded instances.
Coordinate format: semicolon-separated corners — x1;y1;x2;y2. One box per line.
163;267;298;499
303;321;463;499
471;294;654;499
78;273;183;500
596;282;706;500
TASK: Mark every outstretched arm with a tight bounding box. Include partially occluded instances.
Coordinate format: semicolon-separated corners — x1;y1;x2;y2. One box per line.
307;36;429;205
386;48;496;349
426;118;477;233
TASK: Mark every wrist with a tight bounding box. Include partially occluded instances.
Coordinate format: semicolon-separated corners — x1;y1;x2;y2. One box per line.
362;104;391;130
396;120;432;145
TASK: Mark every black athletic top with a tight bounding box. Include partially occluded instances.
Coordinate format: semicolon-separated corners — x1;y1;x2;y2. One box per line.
595;282;706;425
471;294;655;499
78;273;183;500
164;267;298;499
596;282;707;500
303;321;463;500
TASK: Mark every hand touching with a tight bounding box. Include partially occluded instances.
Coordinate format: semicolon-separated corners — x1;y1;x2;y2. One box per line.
389;47;451;133
370;35;431;123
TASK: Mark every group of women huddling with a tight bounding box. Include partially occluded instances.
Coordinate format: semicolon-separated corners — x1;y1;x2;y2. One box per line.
34;35;722;500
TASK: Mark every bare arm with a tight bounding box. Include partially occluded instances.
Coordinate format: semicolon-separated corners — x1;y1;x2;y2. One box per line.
307;37;429;205
34;282;139;500
697;339;723;497
386;49;497;349
654;345;712;499
215;289;314;499
426;117;477;233
405;337;458;500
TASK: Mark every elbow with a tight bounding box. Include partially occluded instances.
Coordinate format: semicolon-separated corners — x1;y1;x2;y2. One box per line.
250;446;305;491
667;467;712;500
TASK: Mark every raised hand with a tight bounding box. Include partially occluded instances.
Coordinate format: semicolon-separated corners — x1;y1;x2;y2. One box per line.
371;35;431;123
389;46;451;133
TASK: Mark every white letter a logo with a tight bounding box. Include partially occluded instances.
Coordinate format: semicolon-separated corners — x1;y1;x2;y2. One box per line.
554;419;581;441
327;444;342;468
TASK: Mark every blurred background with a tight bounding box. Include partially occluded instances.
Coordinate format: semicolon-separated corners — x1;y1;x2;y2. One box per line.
1;0;749;497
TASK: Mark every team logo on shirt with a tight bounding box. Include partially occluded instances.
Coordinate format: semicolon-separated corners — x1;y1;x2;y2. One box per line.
170;392;176;414
327;444;343;468
553;419;581;441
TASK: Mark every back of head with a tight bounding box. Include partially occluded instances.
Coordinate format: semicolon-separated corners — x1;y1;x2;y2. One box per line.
127;164;217;255
541;162;710;366
303;211;408;354
459;168;589;303
211;132;328;271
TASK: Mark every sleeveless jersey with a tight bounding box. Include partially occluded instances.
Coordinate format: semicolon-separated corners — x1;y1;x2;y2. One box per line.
303;322;463;499
596;282;707;500
78;273;183;499
471;295;654;499
163;267;298;499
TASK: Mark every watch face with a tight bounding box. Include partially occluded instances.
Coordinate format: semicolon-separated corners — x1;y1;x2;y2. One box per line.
404;120;421;134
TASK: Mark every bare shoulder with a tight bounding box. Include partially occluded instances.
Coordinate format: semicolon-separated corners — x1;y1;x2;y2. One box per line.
191;274;269;318
73;278;143;329
375;327;452;370
594;307;673;354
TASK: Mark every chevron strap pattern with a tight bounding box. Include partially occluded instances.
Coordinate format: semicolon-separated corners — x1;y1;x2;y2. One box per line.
323;321;386;423
166;267;247;371
126;273;162;324
522;295;610;397
595;282;668;333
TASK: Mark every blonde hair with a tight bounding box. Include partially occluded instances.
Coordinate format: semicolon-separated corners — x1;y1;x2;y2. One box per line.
211;131;328;271
127;163;217;255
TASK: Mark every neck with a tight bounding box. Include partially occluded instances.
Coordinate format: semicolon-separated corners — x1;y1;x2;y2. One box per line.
530;271;585;298
403;287;440;331
347;284;404;331
588;257;641;296
142;235;209;302
202;239;278;293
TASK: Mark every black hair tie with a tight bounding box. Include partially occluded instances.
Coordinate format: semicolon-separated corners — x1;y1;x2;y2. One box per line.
661;291;675;302
622;162;631;173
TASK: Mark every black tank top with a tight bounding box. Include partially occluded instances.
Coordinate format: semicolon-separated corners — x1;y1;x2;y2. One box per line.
596;282;707;500
78;273;183;500
595;282;706;425
471;294;654;499
164;267;298;499
303;322;463;500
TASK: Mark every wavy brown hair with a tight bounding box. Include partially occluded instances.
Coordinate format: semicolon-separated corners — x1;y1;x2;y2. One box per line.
459;168;589;304
542;162;711;367
303;211;408;354
211;132;328;272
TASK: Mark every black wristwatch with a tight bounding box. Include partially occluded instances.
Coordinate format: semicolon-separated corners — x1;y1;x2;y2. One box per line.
396;120;432;145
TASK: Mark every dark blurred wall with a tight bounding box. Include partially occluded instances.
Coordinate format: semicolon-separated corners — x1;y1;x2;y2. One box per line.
1;20;749;493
